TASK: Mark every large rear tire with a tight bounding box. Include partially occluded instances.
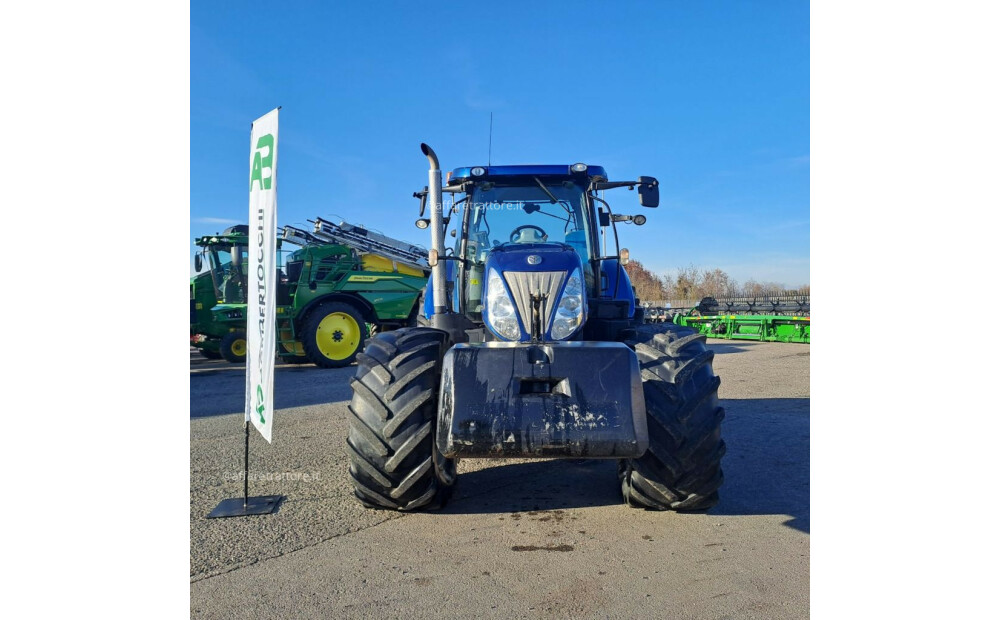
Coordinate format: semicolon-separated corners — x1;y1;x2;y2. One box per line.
302;301;366;368
347;327;457;511
620;323;726;511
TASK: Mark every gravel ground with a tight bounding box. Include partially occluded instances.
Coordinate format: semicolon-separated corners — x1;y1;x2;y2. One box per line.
190;338;809;618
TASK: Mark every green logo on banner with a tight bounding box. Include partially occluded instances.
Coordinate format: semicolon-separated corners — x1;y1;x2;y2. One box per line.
250;134;274;190
256;384;266;424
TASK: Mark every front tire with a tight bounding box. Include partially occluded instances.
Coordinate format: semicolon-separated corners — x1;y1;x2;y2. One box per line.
620;324;726;511
347;327;457;511
219;331;247;363
302;302;365;368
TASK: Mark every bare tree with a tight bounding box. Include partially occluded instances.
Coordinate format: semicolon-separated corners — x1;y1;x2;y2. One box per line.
674;264;700;300
629;258;807;302
623;260;667;302
700;268;734;298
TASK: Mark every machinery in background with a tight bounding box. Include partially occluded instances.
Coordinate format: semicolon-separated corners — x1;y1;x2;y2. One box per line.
191;220;429;366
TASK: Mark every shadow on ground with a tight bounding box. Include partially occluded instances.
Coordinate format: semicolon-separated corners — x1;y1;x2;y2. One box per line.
705;342;758;355
443;397;810;533
444;459;623;515
190;362;356;418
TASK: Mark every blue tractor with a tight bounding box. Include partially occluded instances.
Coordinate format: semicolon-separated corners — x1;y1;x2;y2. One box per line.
346;144;725;511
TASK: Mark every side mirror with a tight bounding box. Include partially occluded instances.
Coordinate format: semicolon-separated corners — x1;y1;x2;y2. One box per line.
231;247;242;268
194;253;203;272
638;176;659;208
599;209;610;227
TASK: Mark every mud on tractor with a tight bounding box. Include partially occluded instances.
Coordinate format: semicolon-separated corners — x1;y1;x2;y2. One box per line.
346;145;725;511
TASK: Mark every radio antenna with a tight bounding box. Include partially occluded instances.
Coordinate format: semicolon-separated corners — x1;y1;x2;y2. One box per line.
488;112;493;166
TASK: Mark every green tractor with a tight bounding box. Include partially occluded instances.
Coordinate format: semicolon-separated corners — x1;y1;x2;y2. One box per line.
191;226;251;362
191;220;430;367
272;218;429;367
346;145;725;512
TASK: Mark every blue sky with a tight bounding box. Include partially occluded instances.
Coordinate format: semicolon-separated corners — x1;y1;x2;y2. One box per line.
191;1;809;287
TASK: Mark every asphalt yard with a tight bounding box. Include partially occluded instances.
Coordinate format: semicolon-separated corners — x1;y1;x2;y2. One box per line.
190;339;809;618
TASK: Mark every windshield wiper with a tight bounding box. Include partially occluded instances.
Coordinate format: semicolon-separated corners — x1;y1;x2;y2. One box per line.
533;177;559;204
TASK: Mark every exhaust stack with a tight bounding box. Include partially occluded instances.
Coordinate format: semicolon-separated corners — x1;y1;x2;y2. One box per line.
421;143;449;315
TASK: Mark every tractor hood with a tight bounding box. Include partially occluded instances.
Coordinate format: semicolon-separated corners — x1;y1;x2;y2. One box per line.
485;242;582;272
210;303;245;325
482;243;587;342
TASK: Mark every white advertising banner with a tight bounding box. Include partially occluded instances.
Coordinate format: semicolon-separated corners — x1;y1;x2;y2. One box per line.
245;108;279;443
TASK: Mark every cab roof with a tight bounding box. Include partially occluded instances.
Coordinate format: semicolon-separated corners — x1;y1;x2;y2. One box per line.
447;164;607;184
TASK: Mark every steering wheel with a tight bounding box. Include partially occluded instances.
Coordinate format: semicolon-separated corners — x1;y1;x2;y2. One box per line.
510;225;548;243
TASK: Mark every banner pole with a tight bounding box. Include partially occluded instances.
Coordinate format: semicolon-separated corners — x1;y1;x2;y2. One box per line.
207;106;284;519
243;420;250;509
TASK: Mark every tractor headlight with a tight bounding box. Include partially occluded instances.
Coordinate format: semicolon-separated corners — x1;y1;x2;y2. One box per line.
550;268;585;340
485;269;522;340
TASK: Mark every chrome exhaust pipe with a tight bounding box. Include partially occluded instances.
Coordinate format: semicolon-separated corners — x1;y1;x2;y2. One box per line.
420;143;449;314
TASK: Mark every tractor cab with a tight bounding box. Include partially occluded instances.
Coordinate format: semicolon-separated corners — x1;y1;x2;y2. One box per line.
194;225;250;305
419;162;658;344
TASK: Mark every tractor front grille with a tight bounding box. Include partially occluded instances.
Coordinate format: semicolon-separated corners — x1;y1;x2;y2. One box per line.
502;271;566;334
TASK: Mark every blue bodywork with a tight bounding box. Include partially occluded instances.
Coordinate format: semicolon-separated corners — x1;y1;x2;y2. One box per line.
448;164;608;183
422;260;458;319
481;242;586;341
600;259;636;317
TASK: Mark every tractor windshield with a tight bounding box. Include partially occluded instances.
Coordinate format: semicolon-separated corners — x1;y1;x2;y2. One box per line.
206;244;248;304
463;179;592;262
457;179;595;318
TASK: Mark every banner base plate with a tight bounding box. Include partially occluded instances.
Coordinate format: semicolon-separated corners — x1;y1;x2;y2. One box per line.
207;495;284;519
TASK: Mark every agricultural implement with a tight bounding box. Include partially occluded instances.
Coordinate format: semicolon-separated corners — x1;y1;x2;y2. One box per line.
346;144;725;512
675;296;810;344
191;220;429;366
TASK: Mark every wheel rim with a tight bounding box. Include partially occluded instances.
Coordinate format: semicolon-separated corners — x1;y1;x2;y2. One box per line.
279;328;306;355
231;338;247;357
315;312;361;360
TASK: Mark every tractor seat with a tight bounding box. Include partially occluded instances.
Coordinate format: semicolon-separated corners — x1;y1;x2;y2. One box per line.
221;275;242;303
512;228;546;243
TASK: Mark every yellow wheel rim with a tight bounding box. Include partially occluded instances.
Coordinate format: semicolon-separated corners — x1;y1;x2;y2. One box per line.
315;312;361;360
231;338;247;357
278;328;305;355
